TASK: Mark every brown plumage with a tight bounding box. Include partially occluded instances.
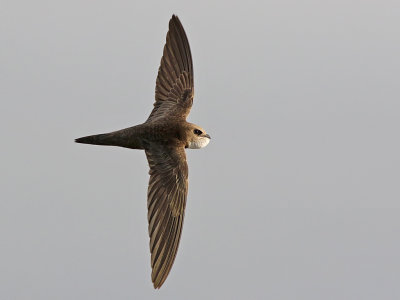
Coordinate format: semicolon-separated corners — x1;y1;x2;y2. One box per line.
75;15;211;288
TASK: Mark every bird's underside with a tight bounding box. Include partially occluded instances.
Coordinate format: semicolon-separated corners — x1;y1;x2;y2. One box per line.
75;15;210;289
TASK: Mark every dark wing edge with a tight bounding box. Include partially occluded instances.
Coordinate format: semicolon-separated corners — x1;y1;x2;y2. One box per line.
147;15;194;122
145;145;188;288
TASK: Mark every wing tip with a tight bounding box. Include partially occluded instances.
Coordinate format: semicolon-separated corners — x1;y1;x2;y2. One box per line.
153;282;161;289
170;14;182;28
152;273;168;289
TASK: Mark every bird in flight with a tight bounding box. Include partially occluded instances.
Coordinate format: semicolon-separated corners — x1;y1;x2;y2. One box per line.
75;15;210;288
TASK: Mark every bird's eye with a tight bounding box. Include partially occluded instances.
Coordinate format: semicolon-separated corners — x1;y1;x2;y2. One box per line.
194;129;202;135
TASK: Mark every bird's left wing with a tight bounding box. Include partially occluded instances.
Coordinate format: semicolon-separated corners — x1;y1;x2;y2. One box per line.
145;144;188;288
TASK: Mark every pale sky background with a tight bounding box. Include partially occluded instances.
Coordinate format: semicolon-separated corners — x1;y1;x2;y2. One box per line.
1;1;400;299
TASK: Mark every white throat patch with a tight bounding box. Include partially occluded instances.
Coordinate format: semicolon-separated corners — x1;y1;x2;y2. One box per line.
188;137;210;149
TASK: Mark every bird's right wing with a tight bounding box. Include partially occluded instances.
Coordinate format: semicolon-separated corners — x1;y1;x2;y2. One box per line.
146;15;194;123
145;144;188;288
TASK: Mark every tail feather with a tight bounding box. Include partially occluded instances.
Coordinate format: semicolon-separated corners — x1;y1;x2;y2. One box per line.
75;134;112;146
75;126;144;149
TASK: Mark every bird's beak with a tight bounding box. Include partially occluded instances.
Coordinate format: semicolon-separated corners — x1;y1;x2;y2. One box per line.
204;134;211;139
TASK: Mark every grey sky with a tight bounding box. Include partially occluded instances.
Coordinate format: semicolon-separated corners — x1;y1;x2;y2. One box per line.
1;0;400;299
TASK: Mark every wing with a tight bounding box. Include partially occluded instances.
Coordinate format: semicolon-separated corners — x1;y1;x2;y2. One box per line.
145;144;188;288
146;15;194;123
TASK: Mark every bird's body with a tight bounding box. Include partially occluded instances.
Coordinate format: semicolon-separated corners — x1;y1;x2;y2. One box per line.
76;120;209;150
75;15;210;288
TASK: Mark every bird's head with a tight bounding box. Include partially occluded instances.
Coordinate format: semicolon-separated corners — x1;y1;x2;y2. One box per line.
185;123;211;149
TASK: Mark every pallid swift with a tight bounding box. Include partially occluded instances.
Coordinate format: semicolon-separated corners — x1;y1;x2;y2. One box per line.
76;15;210;288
